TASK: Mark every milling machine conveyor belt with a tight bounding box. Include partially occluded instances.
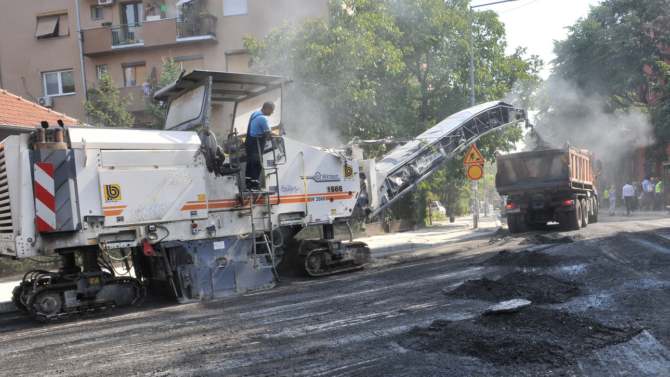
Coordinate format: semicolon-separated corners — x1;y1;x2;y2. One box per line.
370;101;527;218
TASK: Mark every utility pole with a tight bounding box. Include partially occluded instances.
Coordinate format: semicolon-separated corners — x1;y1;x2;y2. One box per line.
75;0;88;101
468;0;519;228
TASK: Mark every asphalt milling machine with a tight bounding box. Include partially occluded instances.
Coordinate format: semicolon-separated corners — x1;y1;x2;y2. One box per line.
2;71;527;321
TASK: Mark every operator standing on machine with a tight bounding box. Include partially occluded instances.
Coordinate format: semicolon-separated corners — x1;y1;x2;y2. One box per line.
245;101;275;190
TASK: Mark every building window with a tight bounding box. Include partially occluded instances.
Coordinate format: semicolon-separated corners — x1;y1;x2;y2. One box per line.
42;70;75;96
224;0;247;16
122;62;146;87
91;6;104;21
96;64;109;80
121;2;144;25
35;13;69;39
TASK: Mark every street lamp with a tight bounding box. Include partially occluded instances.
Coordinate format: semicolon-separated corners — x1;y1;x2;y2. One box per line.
468;0;519;228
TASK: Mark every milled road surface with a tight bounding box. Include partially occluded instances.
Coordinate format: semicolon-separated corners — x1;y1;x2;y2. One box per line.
2;214;670;376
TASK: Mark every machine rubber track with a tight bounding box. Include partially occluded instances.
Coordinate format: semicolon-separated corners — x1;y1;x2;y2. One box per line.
19;276;145;323
299;241;371;277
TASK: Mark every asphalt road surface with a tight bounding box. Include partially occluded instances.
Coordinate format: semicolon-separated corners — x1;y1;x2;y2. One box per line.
3;213;670;376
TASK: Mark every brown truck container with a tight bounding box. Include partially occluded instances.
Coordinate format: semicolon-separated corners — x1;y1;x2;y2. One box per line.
495;147;598;233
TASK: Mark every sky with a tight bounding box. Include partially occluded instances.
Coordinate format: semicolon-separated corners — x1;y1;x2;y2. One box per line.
471;0;603;78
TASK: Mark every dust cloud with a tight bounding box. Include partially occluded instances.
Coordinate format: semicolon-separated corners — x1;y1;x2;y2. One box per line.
247;2;345;148
523;77;654;184
530;78;653;154
280;86;344;148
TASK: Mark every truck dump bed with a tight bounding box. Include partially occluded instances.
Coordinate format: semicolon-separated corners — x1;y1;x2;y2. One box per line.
495;148;594;195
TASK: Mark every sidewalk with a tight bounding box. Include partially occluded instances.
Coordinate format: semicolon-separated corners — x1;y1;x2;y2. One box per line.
0;280;16;313
357;214;501;257
0;214;502;314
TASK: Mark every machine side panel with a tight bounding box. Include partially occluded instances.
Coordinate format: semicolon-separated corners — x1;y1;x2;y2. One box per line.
99;165;208;226
67;127;201;150
32;149;81;232
274;138;360;224
204;174;242;212
0;135;40;258
74;149;104;218
100;150;199;168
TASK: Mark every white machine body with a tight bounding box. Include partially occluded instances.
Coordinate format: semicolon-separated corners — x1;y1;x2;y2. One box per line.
0;129;359;259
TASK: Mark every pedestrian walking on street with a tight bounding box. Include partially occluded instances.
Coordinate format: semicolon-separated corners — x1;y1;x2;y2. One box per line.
609;184;617;216
623;181;635;216
644;177;656;210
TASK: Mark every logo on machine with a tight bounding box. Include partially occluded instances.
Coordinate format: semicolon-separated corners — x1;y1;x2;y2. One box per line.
343;162;354;179
103;184;122;202
280;184;302;194
301;172;341;183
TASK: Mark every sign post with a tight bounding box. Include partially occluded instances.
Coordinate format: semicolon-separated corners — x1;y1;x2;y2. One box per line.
464;144;485;229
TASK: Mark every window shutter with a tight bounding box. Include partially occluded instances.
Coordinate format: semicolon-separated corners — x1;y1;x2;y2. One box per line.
35;16;59;38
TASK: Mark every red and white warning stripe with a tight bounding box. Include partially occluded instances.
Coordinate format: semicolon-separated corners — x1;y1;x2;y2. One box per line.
34;162;56;232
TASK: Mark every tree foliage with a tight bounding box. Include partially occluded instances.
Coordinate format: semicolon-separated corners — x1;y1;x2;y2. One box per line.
246;0;541;222
147;57;183;129
550;0;670;152
84;73;134;128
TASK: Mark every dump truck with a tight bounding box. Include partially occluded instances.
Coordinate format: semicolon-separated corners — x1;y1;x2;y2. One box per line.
495;147;598;233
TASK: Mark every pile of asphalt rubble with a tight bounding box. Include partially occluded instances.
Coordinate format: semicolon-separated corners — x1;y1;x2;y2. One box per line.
401;249;641;367
445;271;579;304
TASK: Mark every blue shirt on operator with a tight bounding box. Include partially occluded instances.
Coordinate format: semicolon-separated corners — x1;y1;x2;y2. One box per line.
248;111;271;137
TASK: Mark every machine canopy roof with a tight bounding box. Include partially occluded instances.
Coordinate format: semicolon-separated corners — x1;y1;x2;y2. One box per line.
153;70;289;104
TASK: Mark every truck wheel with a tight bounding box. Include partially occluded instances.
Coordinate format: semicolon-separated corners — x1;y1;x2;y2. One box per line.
507;215;519;234
507;214;526;234
581;199;589;228
588;197;599;223
563;201;581;231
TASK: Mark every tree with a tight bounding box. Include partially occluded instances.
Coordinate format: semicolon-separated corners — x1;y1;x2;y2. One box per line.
84;73;134;128
147;57;183;129
548;0;670;165
552;0;667;106
246;0;541;224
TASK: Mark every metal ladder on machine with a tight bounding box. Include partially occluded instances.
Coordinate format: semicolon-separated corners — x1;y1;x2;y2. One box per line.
248;140;284;279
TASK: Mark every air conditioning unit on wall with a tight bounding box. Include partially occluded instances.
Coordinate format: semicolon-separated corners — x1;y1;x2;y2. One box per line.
98;0;114;6
38;96;54;108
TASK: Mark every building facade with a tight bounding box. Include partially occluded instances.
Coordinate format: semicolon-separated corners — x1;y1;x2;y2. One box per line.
0;0;328;125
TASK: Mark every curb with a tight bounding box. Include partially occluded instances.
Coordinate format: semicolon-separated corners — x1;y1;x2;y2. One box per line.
0;301;17;314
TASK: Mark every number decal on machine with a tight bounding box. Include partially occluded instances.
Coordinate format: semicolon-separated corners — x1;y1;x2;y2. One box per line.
327;186;343;193
104;184;122;202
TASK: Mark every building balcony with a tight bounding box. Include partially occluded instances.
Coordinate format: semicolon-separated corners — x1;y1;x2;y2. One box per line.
82;16;217;56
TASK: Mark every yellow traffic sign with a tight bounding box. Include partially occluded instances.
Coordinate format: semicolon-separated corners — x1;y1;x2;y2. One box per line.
466;164;484;180
463;144;485;166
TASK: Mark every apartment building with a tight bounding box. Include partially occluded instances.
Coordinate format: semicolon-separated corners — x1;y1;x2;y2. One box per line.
0;0;328;125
